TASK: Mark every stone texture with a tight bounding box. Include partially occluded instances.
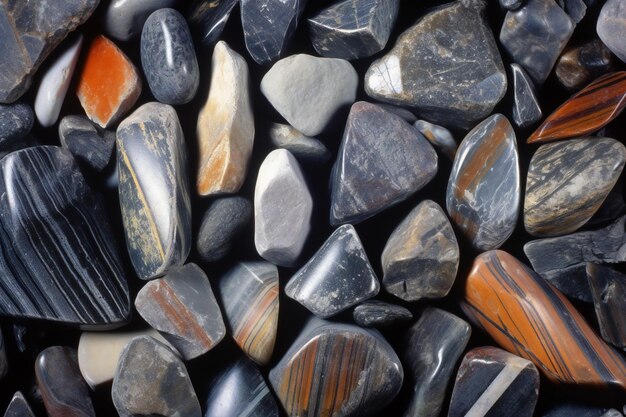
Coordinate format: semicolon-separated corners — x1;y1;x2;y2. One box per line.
330;102;438;225
197;41;254;196
254;149;312;266
413;120;457;160
598;0;626;63
352;300;412;327
285;225;379;318
378;104;417;123
0;102;33;148
365;1;507;129
587;263;626;350
500;0;524;9
117;102;191;280
104;0;178;41
261;54;358;136
511;63;542;128
187;0;238;46
59;115;115;172
135;263;226;360
559;0;587;22
3;392;35;417
556;40;614;91
268;123;331;163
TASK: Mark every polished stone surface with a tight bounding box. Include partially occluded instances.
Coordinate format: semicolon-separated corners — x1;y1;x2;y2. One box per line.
352;300;412;328
330;102;437;225
104;0;178;41
188;0;238;46
3;392;35;417
587;263;626;350
117;102;191;280
0;102;32;149
382;199;459;302
285;225;379;318
560;0;587;22
413;120;457;160
512;63;542;128
268;123;331;163
556;40;614;91
598;0;626;63
59;115;115;172
524;138;626;237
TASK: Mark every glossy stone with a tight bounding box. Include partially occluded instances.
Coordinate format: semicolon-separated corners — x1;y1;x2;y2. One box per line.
0;102;32;149
286;225;379;318
135;263;226;360
59;115;115;172
268;123;331;163
598;0;626;63
141;8;199;105
104;0;178;41
352;300;412;327
500;0;524;10
382;199;459;302
365;1;506;129
197;41;254;196
448;347;539;417
270;318;403;417
559;0;587;22
404;307;471;417
524;138;626;237
254;149;312;266
35;346;95;417
261;54;358;136
587;263;626;350
556;40;614;91
0;0;98;103
218;262;279;365
117;102;191;280
462;250;626;390
500;0;575;85
512;63;542;128
3;392;35;417
447;114;520;250
308;0;399;60
188;0;238;46
330;102;438;225
113;336;201;417
542;402;624;417
413;120;457;160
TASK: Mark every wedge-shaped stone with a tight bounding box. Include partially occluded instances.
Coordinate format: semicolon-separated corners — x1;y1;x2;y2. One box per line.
598;0;626;63
3;392;35;417
352;300;412;328
330;102;437;225
117;102;191;280
59;115;115;172
188;0;238;46
197;41;254;196
512;63;542;128
556;40;614;91
587;263;626;351
414;120;457;160
268;123;331;163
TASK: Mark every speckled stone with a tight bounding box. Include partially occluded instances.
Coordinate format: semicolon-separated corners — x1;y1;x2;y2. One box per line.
59;115;115;172
268;123;331;163
556;40;615;91
413;120;457;160
187;0;238;46
352;300;412;328
104;0;178;41
598;0;626;63
511;63;542;128
587;263;626;350
3;392;35;417
0;102;33;148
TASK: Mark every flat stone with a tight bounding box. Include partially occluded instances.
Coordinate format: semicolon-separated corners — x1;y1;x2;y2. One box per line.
240;0;306;65
204;357;280;417
512;63;542;128
141;8;199;105
543;403;624;417
500;0;575;86
403;307;471;417
268;123;331;163
308;0;399;60
559;0;587;22
35;346;95;417
3;392;35;417
196;196;252;262
187;0;238;46
270;318;403;417
113;336;201;417
104;0;178;41
117;102;191;280
218;262;279;365
413;120;457;160
59;115;115;172
598;0;626;63
352;300;412;327
447;114;520;250
197;41;254;196
587;263;626;350
285;225;379;318
382;199;459;302
462;250;626;390
500;0;524;10
330;102;438;225
261;54;358;136
0;102;33;148
0;0;98;103
556;40;614;91
0;146;130;327
524;137;626;237
254;149;312;266
448;347;540;417
34;35;82;127
365;1;506;129
135;263;226;360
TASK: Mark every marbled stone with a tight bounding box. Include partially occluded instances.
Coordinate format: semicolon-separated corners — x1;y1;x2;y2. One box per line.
587;263;626;350
413;120;457;160
76;36;142;128
117;102;191;280
556;40;614;91
59;115;115;172
447;114;520;250
135;263;226;360
500;0;524;10
382;199;459;302
104;0;178;41
524;138;626;237
35;346;95;417
34;35;82;127
113;336;201;417
352;300;412;327
254;149;312;266
218;262;279;365
204;357;280;417
197;41;254;196
365;1;506;129
308;0;399;60
330;102;438;225
512;63;542;128
0;146;129;327
448;347;540;417
0;102;33;148
187;0;238;46
240;0;307;65
285;225;379;318
500;0;575;85
403;307;471;417
270;318;403;417
0;0;98;103
141;8;199;105
268;123;331;163
3;392;35;417
196;196;252;262
598;0;626;63
462;250;626;390
261;54;358;136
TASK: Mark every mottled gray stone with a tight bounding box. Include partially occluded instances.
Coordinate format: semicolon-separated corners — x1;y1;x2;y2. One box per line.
500;0;524;10
587;263;626;350
352;300;412;327
512;63;542;128
559;0;587;22
413;120;457;160
330;102;438;225
187;0;238;46
598;0;626;63
0;102;33;148
141;8;199;105
378;104;417;123
59;115;115;172
3;392;35;417
268;123;331;163
556;40;614;91
104;0;178;41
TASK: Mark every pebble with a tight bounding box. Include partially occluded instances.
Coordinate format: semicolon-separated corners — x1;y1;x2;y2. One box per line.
597;0;626;63
3;392;35;417
560;0;587;22
0;102;33;149
352;300;412;327
543;403;625;417
104;0;178;41
268;123;331;163
413;120;457;160
378;104;417;123
556;40;614;91
59;115;115;171
587;263;626;350
511;63;543;128
187;0;238;46
500;0;524;9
